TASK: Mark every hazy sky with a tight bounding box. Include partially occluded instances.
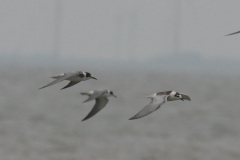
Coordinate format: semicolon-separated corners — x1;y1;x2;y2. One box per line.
1;0;240;62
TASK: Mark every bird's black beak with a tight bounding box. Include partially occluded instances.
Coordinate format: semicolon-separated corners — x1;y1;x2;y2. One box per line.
91;76;97;80
113;94;117;98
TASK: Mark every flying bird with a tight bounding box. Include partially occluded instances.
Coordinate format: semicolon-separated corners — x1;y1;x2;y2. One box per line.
39;71;97;90
225;30;240;36
129;91;191;120
81;90;117;121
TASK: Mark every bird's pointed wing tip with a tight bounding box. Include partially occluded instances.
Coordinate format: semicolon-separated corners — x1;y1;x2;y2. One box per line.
129;115;139;120
81;118;87;121
225;31;240;36
81;115;93;121
82;99;89;103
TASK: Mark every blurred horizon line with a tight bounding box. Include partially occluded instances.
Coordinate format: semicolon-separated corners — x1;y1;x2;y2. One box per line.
1;52;240;76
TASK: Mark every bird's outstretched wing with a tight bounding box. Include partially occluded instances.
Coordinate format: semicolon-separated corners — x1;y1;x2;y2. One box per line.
129;95;168;120
82;90;106;103
39;72;78;89
82;97;109;121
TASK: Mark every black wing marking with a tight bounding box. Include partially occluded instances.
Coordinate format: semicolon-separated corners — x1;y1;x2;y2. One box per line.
60;81;80;90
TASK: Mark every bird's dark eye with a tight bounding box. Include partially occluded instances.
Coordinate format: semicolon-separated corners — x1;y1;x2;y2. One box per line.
110;91;113;95
85;72;91;77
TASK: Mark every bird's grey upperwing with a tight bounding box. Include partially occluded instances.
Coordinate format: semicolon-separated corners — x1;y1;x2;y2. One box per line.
83;90;106;103
82;97;109;121
39;72;79;89
129;95;168;120
225;30;240;36
180;93;191;101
